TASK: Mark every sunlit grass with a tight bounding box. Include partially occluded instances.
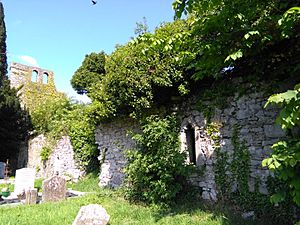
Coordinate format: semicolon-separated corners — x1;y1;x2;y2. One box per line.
0;174;253;225
0;191;228;225
67;172;99;192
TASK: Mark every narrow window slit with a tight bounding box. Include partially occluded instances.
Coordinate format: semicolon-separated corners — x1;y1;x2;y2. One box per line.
186;124;196;165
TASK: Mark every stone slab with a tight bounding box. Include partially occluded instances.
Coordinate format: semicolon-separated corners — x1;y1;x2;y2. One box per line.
14;168;35;195
42;176;66;202
25;188;37;205
72;204;110;225
0;162;5;179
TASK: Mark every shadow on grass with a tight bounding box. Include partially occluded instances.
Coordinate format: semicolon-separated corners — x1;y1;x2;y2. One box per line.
150;190;297;225
151;198;254;225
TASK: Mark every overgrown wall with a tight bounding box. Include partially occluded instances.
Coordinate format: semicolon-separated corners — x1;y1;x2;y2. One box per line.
21;134;82;180
179;80;286;200
95;78;291;201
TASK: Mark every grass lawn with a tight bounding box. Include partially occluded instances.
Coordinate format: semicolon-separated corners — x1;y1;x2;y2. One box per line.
0;174;256;225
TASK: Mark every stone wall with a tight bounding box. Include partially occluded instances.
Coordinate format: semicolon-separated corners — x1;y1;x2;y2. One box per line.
95;118;138;188
95;78;292;201
10;62;55;90
179;89;285;201
25;135;82;181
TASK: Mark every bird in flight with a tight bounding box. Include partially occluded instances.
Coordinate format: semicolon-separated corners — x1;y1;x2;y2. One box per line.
92;0;97;5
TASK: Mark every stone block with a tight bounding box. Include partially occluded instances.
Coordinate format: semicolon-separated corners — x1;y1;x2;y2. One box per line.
72;204;110;225
263;125;285;138
259;184;269;195
42;176;66;202
265;139;277;148
249;127;263;133
210;189;217;201
236;109;250;120
240;127;249;135
25;188;38;205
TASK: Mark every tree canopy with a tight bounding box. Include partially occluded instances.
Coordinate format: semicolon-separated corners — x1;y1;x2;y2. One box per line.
71;51;106;95
172;0;300;79
73;20;193;121
72;0;299;123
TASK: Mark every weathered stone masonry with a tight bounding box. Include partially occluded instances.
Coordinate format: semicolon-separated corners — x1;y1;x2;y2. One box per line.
10;62;82;179
26;135;82;180
10;62;55;93
96;118;138;188
96;78;288;201
179;90;285;200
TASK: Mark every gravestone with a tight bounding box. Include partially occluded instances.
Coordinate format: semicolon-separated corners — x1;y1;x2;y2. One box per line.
0;162;5;179
25;188;38;205
14;168;35;195
72;204;110;225
42;176;66;202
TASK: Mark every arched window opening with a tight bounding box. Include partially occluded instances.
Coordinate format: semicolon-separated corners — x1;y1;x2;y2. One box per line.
43;72;48;84
186;124;196;165
31;70;38;82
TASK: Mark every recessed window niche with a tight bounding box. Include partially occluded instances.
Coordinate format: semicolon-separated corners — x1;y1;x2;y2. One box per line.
185;124;196;165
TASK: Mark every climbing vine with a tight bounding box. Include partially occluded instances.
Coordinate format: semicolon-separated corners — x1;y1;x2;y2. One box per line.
211;124;297;223
197;81;238;121
230;126;251;203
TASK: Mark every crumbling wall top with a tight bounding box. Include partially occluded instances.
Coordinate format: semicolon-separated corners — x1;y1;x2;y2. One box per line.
10;62;54;76
9;62;55;89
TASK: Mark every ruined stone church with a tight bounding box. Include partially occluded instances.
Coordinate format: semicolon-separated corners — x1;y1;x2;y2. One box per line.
9;61;291;201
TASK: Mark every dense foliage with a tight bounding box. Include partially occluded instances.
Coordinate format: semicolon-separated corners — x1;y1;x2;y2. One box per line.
0;80;32;166
30;95;98;171
70;0;299;210
75;1;299;124
263;84;300;206
172;0;300;80
124;115;192;205
81;20;193;121
71;51;106;95
30;94;70;139
67;104;99;171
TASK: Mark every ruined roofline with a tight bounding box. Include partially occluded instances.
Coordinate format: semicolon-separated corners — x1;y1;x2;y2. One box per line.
10;62;54;75
9;61;56;88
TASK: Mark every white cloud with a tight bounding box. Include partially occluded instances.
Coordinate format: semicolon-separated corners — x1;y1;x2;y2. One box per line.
19;55;39;67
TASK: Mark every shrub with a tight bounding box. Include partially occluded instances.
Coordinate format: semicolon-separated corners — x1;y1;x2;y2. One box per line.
40;147;51;162
124;115;193;205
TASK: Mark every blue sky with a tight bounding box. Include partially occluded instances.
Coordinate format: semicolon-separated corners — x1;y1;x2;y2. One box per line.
2;0;175;102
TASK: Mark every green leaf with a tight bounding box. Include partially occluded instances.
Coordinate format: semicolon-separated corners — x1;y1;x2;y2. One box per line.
225;49;243;62
265;90;297;107
294;83;300;91
270;192;285;204
262;158;269;167
244;31;260;40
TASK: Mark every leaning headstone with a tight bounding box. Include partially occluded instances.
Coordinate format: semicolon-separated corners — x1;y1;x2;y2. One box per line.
0;162;5;179
25;188;38;205
42;176;66;202
14;168;35;195
72;204;110;225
